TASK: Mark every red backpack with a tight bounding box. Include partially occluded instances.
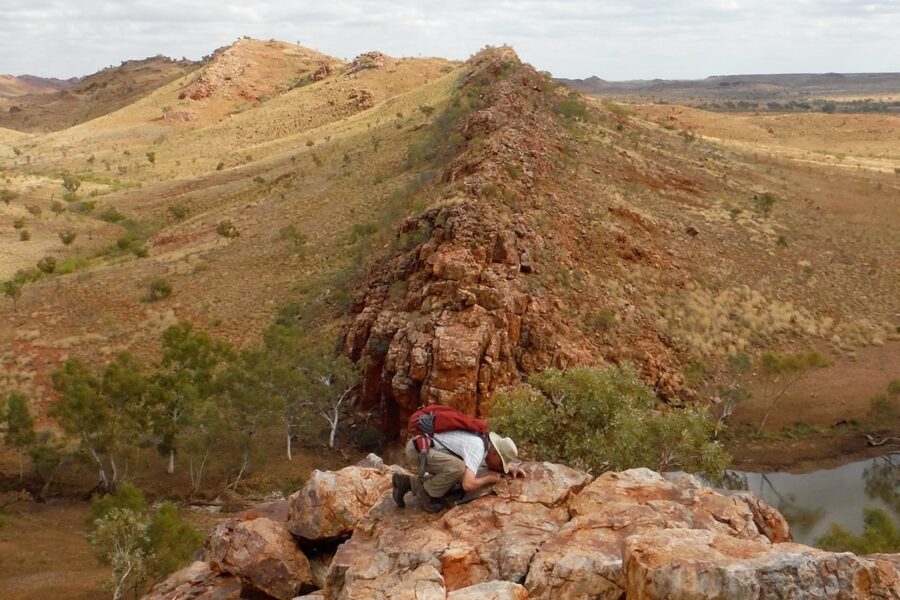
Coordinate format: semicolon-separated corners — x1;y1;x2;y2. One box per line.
408;405;489;474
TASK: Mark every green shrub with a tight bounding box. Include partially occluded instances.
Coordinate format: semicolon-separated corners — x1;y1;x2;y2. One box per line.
62;173;81;193
146;279;172;302
591;309;616;331
168;204;188;221
58;230;77;245
12;217;25;229
72;201;96;214
491;366;730;479
37;257;56;274
278;225;308;251
216;220;239;239
350;222;378;243
99;207;125;223
1;188;19;205
554;95;591;120
18;229;30;241
753;192;778;217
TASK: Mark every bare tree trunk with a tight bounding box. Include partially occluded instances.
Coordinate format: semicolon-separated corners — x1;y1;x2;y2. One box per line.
89;447;110;490
167;449;175;475
286;429;292;461
18;450;24;483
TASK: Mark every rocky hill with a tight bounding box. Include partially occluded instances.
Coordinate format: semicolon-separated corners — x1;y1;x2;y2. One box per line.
145;456;900;599
0;74;76;98
1;43;898;450
0;56;198;133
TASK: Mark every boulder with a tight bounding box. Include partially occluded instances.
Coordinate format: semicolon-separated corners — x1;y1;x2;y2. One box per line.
447;581;529;599
325;462;589;599
288;464;394;541
623;528;900;599
143;561;241;600
205;517;314;600
524;469;791;599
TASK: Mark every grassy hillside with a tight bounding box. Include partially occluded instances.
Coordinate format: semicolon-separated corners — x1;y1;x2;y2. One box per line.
0;42;897;456
0;57;198;133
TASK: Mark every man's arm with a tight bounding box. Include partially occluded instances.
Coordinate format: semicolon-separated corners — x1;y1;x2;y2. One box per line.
461;468;502;492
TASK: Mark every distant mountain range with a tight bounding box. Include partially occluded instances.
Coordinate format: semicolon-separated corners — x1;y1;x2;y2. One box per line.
0;74;78;98
557;72;900;102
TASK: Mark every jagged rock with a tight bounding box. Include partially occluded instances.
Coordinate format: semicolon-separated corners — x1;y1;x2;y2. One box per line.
240;498;291;522
325;462;589;599
205;517;314;600
288;464;395;541
167;459;900;600
347;88;374;109
347;51;387;75
524;469;791;599
143;561;241;600
182;44;247;100
312;62;333;81
623;529;900;599
447;581;529;599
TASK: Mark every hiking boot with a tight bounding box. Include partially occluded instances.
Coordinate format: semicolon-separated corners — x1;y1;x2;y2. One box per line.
391;473;411;508
410;474;446;514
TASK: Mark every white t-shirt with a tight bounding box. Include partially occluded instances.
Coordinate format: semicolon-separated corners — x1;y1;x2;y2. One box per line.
432;430;487;474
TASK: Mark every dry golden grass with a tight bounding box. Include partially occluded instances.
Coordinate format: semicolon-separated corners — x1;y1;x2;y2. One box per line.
630;102;900;173
0;43;465;413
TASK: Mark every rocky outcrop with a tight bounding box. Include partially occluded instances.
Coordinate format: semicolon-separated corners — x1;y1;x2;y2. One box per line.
143;561;240;600
623;529;900;599
342;47;690;436
325;462;590;599
288;460;397;540
147;459;900;600
312;62;333;81
204;517;314;600
182;44;247;100
346;51;387;75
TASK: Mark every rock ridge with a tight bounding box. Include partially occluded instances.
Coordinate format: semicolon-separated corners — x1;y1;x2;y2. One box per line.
343;47;601;434
146;456;900;600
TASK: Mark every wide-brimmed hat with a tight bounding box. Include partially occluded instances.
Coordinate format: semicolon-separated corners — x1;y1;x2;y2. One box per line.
488;432;518;474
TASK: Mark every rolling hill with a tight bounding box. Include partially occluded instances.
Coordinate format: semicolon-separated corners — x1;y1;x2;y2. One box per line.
0;40;898;453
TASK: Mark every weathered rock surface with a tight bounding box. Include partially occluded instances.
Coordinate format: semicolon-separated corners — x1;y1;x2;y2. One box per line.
624;529;900;599
325;462;590;599
288;462;396;541
144;561;241;600
343;47;687;437
447;581;529;599
205;516;314;600
525;468;792;599
148;458;900;600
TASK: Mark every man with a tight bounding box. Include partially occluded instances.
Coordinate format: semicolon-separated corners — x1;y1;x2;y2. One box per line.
392;430;525;513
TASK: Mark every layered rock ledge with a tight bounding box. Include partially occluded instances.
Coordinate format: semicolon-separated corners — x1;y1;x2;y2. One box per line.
145;456;900;600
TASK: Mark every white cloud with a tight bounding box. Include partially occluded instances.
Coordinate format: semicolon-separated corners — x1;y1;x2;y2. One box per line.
0;0;897;79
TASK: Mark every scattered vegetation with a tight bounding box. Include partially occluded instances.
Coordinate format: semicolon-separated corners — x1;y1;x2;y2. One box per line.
491;366;730;479
216;220;240;239
58;229;78;245
89;483;202;599
753;192;778;217
144;278;172;302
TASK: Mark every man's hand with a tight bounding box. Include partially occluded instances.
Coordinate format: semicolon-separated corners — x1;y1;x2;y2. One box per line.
462;469;502;491
506;466;526;479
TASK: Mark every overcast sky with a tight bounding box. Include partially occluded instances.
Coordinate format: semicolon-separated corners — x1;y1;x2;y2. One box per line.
1;1;898;80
